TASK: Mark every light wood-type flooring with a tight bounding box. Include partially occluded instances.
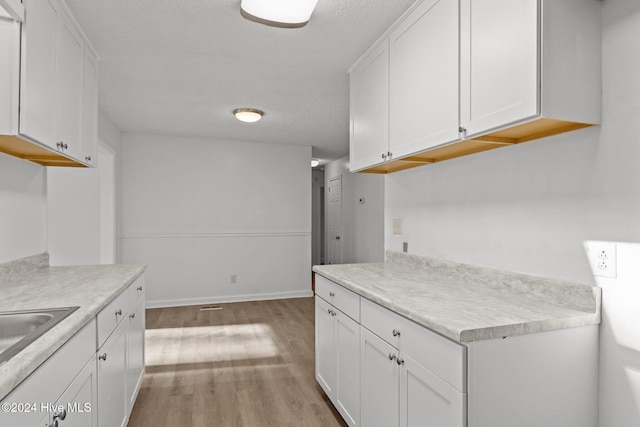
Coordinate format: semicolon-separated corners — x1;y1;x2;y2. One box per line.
127;298;347;427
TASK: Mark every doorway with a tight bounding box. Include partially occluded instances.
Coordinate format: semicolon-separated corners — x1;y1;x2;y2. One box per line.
328;175;342;264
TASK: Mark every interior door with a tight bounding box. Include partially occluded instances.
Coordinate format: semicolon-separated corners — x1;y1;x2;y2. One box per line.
328;176;342;264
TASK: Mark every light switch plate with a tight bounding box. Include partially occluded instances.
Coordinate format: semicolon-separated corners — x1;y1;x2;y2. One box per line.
393;218;402;234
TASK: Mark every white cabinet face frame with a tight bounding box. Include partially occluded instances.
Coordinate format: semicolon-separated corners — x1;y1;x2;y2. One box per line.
316;296;337;397
97;319;128;427
459;0;540;137
389;0;460;158
334;310;360;426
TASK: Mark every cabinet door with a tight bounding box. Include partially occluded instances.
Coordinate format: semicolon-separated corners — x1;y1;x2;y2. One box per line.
389;0;459;158
399;354;465;427
335;311;360;427
97;320;128;427
315;296;337;397
53;355;98;427
20;0;59;146
126;298;146;410
460;0;539;137
82;48;98;166
349;41;390;172
361;327;399;427
55;10;84;160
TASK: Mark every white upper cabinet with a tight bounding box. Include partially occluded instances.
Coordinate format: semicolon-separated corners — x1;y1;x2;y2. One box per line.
0;0;99;167
82;48;99;166
349;0;601;174
389;0;459;159
459;0;538;137
349;41;390;172
55;9;84;160
20;0;59;147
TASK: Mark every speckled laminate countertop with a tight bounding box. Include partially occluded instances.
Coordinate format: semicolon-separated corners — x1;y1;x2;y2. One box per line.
313;251;601;343
0;254;146;400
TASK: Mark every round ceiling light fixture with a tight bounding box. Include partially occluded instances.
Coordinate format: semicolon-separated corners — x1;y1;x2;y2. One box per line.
233;108;264;123
311;159;320;167
240;0;320;28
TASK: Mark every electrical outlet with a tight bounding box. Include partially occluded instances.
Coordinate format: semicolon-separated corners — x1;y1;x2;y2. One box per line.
585;241;617;279
393;218;402;235
230;274;237;284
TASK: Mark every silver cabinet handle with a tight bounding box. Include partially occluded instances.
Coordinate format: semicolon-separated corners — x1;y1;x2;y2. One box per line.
396;357;405;366
53;408;67;421
137;286;143;291
388;353;396;361
130;313;135;319
382;153;387;160
392;329;401;337
329;292;335;297
459;126;466;133
98;353;107;361
115;309;123;316
387;151;392;159
85;155;92;161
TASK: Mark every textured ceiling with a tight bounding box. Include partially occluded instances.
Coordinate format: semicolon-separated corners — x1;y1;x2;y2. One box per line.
64;0;415;162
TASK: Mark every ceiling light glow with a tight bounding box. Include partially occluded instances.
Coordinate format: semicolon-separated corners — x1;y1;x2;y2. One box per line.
311;159;320;167
240;0;320;28
234;108;264;123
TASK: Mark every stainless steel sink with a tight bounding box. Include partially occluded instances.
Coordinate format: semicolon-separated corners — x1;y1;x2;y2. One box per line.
0;307;79;365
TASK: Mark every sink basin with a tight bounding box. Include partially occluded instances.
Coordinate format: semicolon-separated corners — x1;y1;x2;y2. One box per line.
0;307;79;365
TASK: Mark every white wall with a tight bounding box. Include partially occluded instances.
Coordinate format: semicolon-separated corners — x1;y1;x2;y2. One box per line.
325;156;385;264
121;133;312;307
0;153;46;263
98;111;124;262
385;1;640;425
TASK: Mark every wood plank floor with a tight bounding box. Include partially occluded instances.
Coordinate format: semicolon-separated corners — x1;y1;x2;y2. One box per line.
127;298;347;427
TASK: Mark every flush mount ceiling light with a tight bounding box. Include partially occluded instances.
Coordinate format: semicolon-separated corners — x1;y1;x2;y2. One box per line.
311;159;320;167
240;0;320;28
233;108;264;123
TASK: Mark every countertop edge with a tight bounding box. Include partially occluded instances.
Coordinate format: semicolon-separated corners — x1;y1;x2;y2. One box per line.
0;265;146;401
312;262;600;344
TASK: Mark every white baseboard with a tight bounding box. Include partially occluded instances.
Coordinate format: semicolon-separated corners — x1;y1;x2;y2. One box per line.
146;290;314;309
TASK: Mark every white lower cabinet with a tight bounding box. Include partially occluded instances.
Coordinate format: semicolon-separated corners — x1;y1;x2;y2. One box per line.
126;297;146;409
52;354;98;427
97;319;128;427
96;275;146;427
315;296;360;426
0;319;96;427
360;328;399;427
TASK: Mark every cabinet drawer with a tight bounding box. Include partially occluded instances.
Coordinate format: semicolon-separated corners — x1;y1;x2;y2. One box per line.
361;297;466;392
360;297;401;349
127;275;145;309
97;289;128;350
315;275;360;321
400;314;466;392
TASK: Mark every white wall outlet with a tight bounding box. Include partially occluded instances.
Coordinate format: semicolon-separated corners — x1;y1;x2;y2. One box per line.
585;241;617;279
393;218;402;235
230;274;237;284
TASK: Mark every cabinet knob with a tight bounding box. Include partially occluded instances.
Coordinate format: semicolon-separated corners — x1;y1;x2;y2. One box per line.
396;357;405;366
392;329;401;337
115;309;123;316
53;408;67;421
458;126;466;133
85;155;92;161
49;420;58;427
130;313;136;319
137;286;143;291
382;153;387;160
387;151;392;159
63;143;68;149
329;292;335;297
388;353;397;361
98;353;107;361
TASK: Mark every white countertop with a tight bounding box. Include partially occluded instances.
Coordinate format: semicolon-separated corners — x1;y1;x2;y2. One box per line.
313;251;601;343
0;254;146;400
